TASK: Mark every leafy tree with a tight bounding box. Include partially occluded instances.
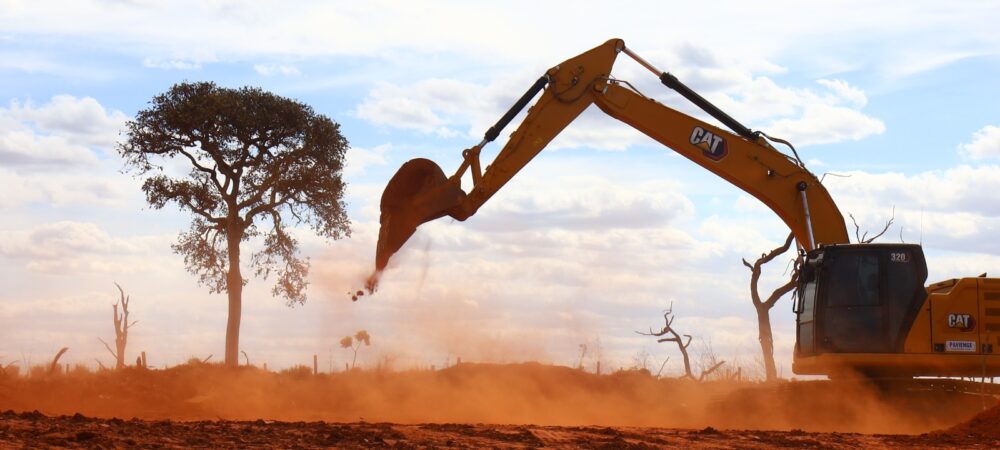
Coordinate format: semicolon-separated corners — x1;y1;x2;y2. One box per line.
119;82;350;367
340;330;371;370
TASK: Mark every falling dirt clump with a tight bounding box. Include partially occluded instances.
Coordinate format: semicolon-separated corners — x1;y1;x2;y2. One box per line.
940;401;1000;438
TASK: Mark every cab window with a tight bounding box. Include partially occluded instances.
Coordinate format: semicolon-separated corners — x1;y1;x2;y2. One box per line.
826;254;880;306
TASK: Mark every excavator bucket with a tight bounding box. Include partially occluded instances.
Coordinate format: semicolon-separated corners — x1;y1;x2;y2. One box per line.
374;158;466;273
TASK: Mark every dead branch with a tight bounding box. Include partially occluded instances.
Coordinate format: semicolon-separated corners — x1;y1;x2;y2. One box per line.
698;361;726;381
637;303;696;379
864;207;895;243
656;357;670;377
241;350;250;366
202;354;213;363
819;172;851;183
48;347;69;375
94;359;108;371
98;338;117;360
849;208;895;243
742;232;798;309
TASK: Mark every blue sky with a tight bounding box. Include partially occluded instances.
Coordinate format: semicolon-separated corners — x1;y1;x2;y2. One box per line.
1;1;999;377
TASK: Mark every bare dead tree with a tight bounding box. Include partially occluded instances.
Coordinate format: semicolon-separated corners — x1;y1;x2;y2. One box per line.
849;207;895;243
98;283;138;369
742;232;799;382
577;344;588;370
48;347;69;375
637;303;723;380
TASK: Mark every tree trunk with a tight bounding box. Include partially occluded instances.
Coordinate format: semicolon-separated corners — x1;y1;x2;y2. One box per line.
756;303;778;382
115;306;126;370
225;228;243;368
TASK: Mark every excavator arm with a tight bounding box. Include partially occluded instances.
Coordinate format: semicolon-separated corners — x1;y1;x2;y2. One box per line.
372;38;850;280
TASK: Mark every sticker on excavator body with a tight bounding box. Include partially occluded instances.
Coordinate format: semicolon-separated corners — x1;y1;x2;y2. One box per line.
945;340;977;352
690;126;728;161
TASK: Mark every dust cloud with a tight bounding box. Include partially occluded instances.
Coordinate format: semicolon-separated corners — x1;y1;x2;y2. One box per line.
0;362;990;435
125;230;981;435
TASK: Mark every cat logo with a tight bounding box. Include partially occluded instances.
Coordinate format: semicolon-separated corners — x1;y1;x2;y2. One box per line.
690;126;728;161
948;313;975;332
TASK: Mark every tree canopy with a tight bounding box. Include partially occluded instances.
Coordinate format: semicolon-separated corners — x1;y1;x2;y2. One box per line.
119;81;351;366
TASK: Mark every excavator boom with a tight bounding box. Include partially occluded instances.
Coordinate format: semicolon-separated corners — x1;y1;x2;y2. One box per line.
374;38;848;274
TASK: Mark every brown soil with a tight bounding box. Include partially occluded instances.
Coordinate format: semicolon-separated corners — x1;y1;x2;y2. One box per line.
1;362;998;448
1;411;995;449
941;402;1000;439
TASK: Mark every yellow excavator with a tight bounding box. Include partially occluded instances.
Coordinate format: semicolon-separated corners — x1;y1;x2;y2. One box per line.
369;38;1000;378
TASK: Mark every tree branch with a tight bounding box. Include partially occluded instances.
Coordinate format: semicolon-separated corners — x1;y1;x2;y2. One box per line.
849;209;896;243
757;232;795;267
698;361;726;381
98;338;118;360
181;198;225;225
849;213;862;243
763;274;799;309
49;347;69;375
863;207;895;243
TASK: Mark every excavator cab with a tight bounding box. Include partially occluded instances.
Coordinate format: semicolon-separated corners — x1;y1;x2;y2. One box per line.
796;244;928;356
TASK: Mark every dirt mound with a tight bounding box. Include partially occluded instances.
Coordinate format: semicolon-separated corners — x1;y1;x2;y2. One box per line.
941;401;1000;438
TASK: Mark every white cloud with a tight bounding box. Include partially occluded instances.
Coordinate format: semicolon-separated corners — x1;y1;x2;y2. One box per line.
0;124;98;169
355;47;883;150
824;165;1000;253
884;50;983;79
355;82;454;136
1;1;996;79
959;125;1000;160
470;175;694;232
0;221;148;258
142;57;201;70
344;144;389;177
0;168;133;208
9;95;127;146
0;221;171;274
0;95;127;170
816;79;868;108
253;63;301;76
764;104;885;146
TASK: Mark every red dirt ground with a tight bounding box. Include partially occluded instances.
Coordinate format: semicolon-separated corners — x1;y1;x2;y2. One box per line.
2;362;998;448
